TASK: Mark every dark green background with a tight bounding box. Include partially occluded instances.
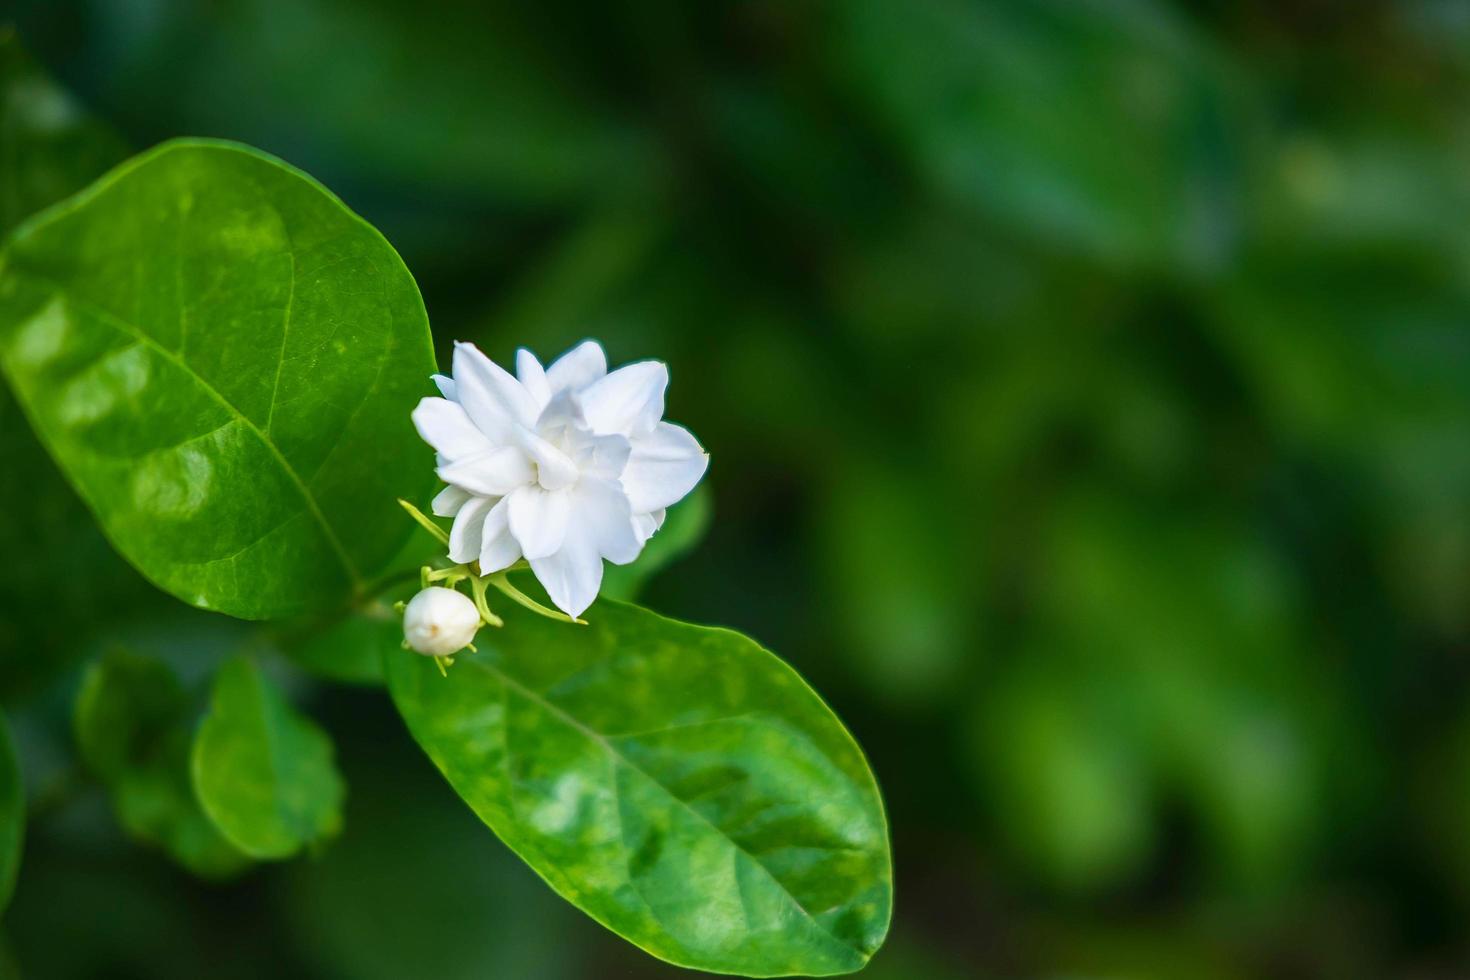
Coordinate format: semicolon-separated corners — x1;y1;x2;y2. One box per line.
4;1;1470;977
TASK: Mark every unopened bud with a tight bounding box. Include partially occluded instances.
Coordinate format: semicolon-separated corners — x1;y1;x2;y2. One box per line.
403;586;480;656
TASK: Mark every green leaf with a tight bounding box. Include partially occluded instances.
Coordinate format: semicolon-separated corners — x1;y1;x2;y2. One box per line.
600;486;711;602
0;29;129;237
0;382;164;702
0;138;437;619
387;595;892;977
191;656;344;859
0;31;161;700
0;710;22;916
74;650;249;877
73;650;183;782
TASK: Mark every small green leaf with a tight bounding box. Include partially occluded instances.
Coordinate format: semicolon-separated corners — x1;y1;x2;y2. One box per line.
74;650;182;781
387;595;892;977
192;656;344;859
0;710;22;915
74;650;249;877
0;138;437;619
600;486;712;602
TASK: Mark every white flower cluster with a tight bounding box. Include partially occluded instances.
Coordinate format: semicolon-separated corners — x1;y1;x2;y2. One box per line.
410;340;708;620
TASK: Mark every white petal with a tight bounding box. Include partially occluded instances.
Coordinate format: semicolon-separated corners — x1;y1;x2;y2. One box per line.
516;349;551;408
587;432;631;481
478;497;521;573
632;508;667;545
545;340;607;395
447;494;493;564
431;485;471;517
437;446;534;497
524;478;638;616
514;427;579;491
530;532;604;618
535;388;585;437
576;477;641;565
412;397;491;460
452;342;540;441
432;374;457;400
546;417;626;481
507;485;571;560
622;421;708;512
580;361;668;437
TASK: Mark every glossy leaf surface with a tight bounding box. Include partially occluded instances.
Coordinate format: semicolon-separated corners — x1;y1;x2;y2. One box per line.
74;650;249;877
0;139;436;618
0;711;21;915
192;656;344;858
387;595;891;977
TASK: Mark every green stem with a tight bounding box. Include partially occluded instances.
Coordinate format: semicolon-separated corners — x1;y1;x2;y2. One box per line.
467;574;505;628
397;497;449;545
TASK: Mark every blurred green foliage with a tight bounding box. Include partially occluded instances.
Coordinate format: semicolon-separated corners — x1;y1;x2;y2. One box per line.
3;0;1470;976
191;656;345;860
0;714;19;917
74;651;249;878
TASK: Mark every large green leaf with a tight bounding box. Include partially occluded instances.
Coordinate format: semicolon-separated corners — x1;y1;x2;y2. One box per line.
387;595;891;977
0;710;21;916
0;31;160;699
74;650;249;877
0;138;436;619
192;656;344;858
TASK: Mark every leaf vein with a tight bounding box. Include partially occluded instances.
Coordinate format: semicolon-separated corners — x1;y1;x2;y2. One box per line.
468;658;858;957
262;225;297;437
13;269;363;589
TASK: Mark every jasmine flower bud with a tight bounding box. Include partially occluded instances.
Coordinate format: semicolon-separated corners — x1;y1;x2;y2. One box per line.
403;586;481;656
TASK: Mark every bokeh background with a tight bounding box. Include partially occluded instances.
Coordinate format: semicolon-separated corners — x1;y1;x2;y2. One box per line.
3;1;1470;977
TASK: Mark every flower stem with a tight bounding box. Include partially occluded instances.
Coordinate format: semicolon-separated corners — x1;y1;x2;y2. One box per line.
397;497;449;545
467;574;505;628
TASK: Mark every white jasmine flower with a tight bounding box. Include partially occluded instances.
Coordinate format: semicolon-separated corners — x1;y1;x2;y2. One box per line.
403;586;481;656
411;340;709;618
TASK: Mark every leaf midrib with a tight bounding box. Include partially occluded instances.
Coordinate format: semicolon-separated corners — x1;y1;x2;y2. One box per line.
466;656;868;966
8;267;362;589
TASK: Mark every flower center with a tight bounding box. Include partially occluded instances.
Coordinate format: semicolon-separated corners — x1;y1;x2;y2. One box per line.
532;458;577;492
